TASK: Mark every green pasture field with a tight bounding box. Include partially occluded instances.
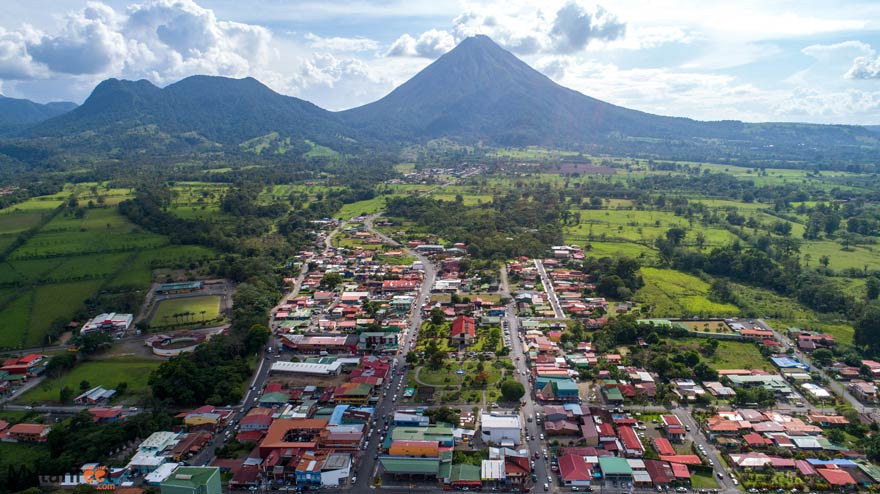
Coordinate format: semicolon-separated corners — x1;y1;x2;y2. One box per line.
0;290;34;349
637;267;739;317
107;245;217;290
800;240;880;272
304;139;340;159
150;295;222;327
393;163;416;174
18;357;161;403
580;241;656;259
27;280;104;347
565;208;738;246
336;196;395;219
707;340;774;371
167;182;230;220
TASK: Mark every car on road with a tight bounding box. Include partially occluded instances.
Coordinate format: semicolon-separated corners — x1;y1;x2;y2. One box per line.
543;484;549;491
351;476;357;484
539;433;544;440
717;472;724;479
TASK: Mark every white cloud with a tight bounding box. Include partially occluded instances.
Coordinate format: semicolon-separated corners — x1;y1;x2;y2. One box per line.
28;2;127;75
773;87;880;119
802;40;873;59
387;28;456;58
550;2;625;53
535;56;570;79
848;55;880;79
292;51;399;110
390;2;628;58
0;0;275;88
0;25;45;79
304;33;379;52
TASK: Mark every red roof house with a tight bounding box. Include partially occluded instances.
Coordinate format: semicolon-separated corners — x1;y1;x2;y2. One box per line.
450;316;475;346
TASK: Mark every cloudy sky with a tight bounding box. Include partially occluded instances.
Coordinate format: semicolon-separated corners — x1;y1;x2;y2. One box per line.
2;0;880;124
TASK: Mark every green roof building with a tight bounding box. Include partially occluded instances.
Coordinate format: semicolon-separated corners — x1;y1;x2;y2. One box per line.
599;457;632;484
380;457;441;476
160;467;221;494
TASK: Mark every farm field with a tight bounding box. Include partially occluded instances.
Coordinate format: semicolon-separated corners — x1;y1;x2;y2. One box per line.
564;208;739;247
705;340;775;371
637;268;740;318
336;196;397;219
0;189;219;350
150;295;222;327
18;357;161;403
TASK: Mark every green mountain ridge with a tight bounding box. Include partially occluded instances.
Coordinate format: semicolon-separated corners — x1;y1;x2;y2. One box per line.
8;35;880;166
0;95;77;135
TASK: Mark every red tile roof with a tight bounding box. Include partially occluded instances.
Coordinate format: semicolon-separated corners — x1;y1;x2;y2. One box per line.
558;454;592;481
451;316;475;338
818;468;855;486
652;437;675;456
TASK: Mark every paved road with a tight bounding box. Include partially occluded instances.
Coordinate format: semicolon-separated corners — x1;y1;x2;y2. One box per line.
500;265;547;492
533;259;565;319
673;408;737;494
754;319;874;414
353;215;437;490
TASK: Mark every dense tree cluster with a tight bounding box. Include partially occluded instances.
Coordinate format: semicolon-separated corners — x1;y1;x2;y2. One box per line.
385;189;564;259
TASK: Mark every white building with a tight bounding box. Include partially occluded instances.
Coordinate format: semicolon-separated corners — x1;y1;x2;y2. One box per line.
81;313;133;335
480;412;522;447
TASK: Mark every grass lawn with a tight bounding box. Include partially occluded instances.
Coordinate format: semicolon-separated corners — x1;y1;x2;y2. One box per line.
705;340;774;371
336;196;395;219
637;268;739;317
690;472;719;489
151;295;222;327
27;280;103;347
18;357;161;403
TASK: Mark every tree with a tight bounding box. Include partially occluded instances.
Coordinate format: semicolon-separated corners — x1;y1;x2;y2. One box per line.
59;386;74;403
320;272;343;290
425;406;461;427
500;380;525;401
867;276;880;300
71;331;113;354
811;348;833;366
45;353;77;378
855;301;880;356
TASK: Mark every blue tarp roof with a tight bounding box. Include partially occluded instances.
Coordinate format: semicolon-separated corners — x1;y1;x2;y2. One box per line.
807;459;857;467
771;356;810;370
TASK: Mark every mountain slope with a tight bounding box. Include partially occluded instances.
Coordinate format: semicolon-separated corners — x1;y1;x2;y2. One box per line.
27;76;352;150
340;35;878;154
0;96;76;135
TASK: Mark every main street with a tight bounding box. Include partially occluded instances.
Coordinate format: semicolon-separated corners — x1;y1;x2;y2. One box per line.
353;214;436;490
501;265;548;492
534;259;565;319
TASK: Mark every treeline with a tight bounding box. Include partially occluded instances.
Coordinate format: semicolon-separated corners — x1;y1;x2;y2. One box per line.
1;410;175;493
385;189;564;259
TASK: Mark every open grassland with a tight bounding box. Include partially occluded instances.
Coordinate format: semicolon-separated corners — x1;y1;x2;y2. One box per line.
18;357;161;403
637;268;740;317
0;291;34;348
0;191;219;350
150;295;222;327
707;340;775;371
800;240;880;272
582;241;657;259
27;280;104;346
336;196;397;219
166;182;230;221
565;208;739;247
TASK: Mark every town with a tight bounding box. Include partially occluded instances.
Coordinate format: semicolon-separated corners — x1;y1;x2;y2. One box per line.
3;211;880;494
